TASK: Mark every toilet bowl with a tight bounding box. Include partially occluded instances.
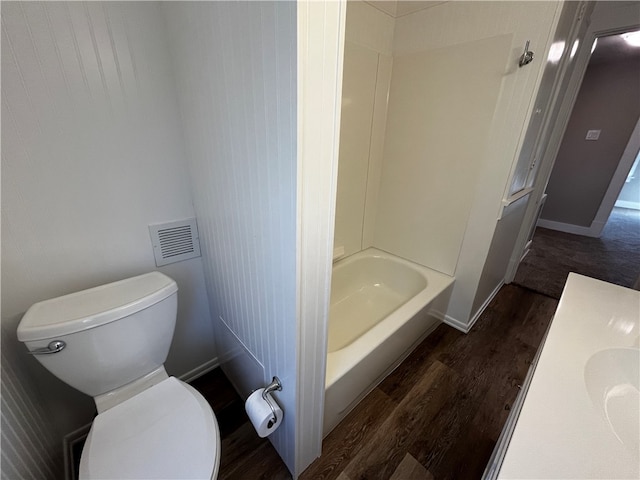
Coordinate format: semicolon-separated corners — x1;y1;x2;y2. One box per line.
80;377;219;479
17;272;221;479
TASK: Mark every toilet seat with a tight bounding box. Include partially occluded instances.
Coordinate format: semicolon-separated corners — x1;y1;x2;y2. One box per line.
79;377;220;479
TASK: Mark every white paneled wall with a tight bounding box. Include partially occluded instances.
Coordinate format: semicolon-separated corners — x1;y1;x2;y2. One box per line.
297;0;346;472
1;327;63;480
1;0;215;450
161;1;299;472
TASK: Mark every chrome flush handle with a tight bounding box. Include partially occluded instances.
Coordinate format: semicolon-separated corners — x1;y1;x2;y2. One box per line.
27;340;66;355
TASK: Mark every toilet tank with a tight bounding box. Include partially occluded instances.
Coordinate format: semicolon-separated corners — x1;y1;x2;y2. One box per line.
17;272;178;397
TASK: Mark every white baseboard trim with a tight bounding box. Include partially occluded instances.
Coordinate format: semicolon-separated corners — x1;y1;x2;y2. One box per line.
537;218;601;237
178;357;220;383
615;200;640;210
63;423;92;480
468;281;504;331
443;281;504;334
506;255;523;284
442;314;471;333
63;357;219;479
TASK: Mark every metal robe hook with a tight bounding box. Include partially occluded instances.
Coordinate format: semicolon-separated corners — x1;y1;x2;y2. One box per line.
519;40;534;67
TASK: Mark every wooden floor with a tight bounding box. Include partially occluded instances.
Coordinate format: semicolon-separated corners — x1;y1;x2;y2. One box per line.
193;284;557;480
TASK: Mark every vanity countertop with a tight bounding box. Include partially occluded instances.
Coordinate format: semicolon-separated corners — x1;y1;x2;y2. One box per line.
498;273;639;479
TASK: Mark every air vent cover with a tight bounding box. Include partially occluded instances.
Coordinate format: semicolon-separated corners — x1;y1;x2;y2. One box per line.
149;218;201;267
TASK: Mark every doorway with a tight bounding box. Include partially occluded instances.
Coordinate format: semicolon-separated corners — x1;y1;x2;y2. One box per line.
513;29;640;298
616;151;640;210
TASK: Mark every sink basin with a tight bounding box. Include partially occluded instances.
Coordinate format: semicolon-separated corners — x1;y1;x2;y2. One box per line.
584;347;640;461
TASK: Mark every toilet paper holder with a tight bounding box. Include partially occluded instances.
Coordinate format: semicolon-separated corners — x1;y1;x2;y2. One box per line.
262;376;282;428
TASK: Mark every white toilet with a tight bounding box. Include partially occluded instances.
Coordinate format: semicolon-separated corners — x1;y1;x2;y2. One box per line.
17;272;220;479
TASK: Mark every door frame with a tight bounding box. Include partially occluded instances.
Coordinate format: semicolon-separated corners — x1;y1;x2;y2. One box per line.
295;0;346;476
506;2;640;282
588;115;640;235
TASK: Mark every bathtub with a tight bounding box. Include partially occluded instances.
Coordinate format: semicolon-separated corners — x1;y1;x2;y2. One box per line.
323;248;454;435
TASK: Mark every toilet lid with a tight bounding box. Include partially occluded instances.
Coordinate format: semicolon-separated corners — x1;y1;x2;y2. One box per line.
80;377;220;479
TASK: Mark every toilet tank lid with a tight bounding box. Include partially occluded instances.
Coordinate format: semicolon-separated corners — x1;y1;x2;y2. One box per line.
17;272;177;342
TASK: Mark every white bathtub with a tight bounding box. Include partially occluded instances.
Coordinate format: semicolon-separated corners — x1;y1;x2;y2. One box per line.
323;248;454;435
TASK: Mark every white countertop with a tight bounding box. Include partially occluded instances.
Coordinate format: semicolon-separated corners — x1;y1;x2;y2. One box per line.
498;273;640;479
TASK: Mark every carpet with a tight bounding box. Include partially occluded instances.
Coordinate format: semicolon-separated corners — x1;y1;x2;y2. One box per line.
513;207;640;299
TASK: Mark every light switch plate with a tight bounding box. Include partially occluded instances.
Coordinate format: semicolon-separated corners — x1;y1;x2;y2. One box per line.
586;129;601;140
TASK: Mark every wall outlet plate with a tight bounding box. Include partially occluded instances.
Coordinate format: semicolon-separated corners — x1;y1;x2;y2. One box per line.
585;129;601;141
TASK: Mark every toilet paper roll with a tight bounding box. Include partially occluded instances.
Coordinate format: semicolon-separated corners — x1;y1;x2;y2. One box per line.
245;388;283;438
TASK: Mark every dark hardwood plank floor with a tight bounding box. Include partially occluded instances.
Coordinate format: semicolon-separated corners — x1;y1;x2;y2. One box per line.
201;283;557;480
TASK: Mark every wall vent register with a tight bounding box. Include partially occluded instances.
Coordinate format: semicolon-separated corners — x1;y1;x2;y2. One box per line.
149;218;201;267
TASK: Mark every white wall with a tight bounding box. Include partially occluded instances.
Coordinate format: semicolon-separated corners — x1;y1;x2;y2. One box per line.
1;325;64;479
335;2;563;329
374;33;512;275
381;1;562;329
478;1;590;302
161;1;299;473
334;42;378;257
346;0;395;55
1;0;215;452
297;1;346;472
334;1;393;258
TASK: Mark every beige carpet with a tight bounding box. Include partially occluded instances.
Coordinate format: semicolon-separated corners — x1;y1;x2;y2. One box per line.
513;207;640;299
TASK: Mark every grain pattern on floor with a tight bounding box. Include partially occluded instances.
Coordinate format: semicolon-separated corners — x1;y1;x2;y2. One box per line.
343;361;459;480
203;284;557;480
300;387;397;480
513;207;640;298
389;453;434;480
300;284;556;480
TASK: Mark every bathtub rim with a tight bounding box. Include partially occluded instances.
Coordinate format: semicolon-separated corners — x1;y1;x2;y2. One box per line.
326;247;454;389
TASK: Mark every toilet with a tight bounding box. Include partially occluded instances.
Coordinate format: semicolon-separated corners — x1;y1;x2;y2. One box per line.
17;272;220;479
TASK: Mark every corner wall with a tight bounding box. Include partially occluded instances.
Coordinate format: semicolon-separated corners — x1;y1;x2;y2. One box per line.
333;1;393;258
161;1;299;473
374;32;512;275
335;2;564;329
1;324;64;479
542;52;640;227
1;0;216;460
367;1;563;328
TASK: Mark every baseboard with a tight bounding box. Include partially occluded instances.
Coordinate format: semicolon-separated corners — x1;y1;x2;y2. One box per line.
442;314;471;333
63;357;219;480
443;282;504;334
470;282;504;330
615;200;640;210
537;218;600;237
63;423;92;480
178;357;220;383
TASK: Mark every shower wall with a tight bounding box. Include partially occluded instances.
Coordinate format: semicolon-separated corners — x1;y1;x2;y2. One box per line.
336;1;563;328
374;33;512;276
333;1;393;259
